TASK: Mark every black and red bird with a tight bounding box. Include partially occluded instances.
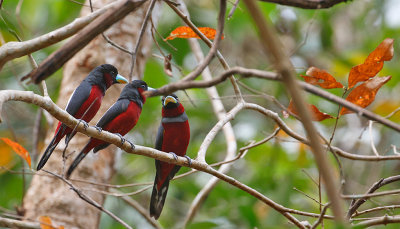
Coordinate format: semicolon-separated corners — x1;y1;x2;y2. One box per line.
150;94;190;219
66;80;150;179
37;64;128;170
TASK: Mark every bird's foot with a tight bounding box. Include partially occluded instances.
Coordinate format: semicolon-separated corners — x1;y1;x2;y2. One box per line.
77;119;89;130
184;155;192;167
125;139;135;150
169;152;178;161
94;126;102;133
115;133;125;145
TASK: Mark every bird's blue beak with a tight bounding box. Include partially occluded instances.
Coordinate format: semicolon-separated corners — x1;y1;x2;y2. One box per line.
147;86;156;91
116;74;128;84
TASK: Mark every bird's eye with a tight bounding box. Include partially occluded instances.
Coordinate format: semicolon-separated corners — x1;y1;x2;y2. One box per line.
111;71;115;75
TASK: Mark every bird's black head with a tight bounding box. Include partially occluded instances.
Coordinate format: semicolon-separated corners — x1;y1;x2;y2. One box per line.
119;80;149;107
99;64;128;87
87;64;128;90
161;94;180;109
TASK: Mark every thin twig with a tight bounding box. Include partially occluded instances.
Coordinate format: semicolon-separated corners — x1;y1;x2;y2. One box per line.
311;204;330;229
228;0;240;19
129;0;157;80
369;121;379;156
347;175;400;218
42;170;133;229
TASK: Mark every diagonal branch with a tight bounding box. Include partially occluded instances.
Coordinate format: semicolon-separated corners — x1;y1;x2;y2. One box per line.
0;0;123;70
242;0;346;222
42;170;132;229
22;0;146;83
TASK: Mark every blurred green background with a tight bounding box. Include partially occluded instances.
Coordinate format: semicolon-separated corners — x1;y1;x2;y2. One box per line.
1;0;400;228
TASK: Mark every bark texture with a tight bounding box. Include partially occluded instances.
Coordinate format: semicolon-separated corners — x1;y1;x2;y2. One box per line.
23;0;158;228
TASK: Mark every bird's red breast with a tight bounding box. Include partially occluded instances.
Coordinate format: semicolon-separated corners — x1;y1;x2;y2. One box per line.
86;101;142;151
53;85;104;142
156;103;190;190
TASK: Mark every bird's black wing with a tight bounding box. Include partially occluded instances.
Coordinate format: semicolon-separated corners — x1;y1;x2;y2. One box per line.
95;99;129;128
92;99;129;153
65;81;92;116
155;124;164;151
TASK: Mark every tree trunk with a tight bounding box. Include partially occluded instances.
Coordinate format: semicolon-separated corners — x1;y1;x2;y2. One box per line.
23;1;158;228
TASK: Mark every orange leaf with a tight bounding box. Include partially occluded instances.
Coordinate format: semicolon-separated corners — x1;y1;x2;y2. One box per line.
301;67;343;89
365;38;394;63
39;216;54;229
165;26;224;40
348;62;384;89
1;137;31;168
348;38;394;88
286;100;333;121
39;216;63;229
341;76;391;115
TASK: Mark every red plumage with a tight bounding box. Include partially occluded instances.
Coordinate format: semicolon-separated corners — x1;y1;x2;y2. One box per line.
81;101;142;155
37;64;128;170
150;95;190;219
66;80;149;179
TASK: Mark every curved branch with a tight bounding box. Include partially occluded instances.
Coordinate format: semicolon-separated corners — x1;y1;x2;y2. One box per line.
347;175;400;218
146;66;400;133
0;0;122;70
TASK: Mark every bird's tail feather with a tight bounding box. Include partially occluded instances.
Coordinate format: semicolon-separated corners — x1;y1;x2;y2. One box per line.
65;142;91;179
36;125;65;170
149;177;170;219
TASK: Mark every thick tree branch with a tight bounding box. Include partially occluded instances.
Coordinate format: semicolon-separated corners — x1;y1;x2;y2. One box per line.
22;0;146;83
259;0;348;9
0;216;39;229
0;0;122;71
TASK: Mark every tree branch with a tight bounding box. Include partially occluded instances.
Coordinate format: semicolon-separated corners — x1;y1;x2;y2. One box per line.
42;170;132;229
351;215;400;228
0;216;40;229
0;0;123;71
147;66;400;133
347;175;400;218
259;0;348;9
22;0;146;83
242;0;346;222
